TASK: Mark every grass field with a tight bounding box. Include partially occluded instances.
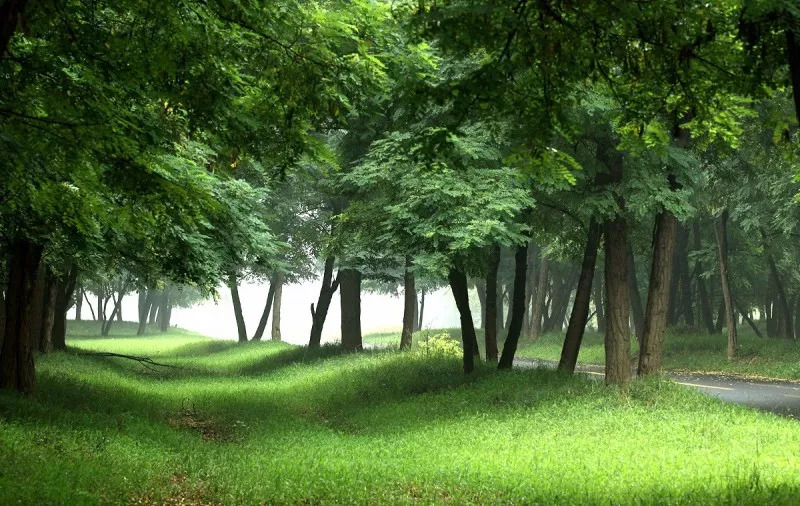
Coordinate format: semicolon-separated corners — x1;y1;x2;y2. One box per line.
367;327;800;381
1;322;800;504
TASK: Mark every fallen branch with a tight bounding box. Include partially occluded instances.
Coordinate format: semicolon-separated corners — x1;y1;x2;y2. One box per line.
77;352;181;370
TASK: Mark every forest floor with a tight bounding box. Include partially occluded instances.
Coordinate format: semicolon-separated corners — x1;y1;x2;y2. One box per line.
366;327;800;382
1;322;800;504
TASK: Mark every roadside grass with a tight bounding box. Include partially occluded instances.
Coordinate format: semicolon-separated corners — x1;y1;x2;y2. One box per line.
368;327;800;381
1;323;800;503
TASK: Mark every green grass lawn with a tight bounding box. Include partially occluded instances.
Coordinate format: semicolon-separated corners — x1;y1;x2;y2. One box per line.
1;322;800;504
369;327;800;381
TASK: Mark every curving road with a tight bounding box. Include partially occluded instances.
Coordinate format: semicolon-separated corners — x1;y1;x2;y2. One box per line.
514;358;800;419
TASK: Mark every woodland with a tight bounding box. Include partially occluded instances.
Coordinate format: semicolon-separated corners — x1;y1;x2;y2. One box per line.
2;0;800;504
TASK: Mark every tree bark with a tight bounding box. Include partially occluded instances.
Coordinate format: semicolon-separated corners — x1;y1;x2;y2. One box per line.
271;273;283;341
559;220;601;373
498;245;529;369
28;261;46;354
229;274;248;343
158;290;171;332
252;278;276;341
604;218;632;386
715;210;737;359
309;256;339;348
0;239;43;394
638;211;678;376
448;266;476;374
484;244;501;363
75;286;83;321
626;243;645;343
693;222;716;334
137;290;154;336
339;268;362;351
401;257;415;350
38;268;58;353
52;268;77;351
530;255;548;340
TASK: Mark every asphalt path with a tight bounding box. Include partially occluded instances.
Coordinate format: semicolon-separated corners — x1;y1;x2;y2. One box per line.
514;358;800;419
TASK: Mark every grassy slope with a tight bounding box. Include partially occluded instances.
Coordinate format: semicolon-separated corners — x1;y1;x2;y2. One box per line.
0;323;799;504
370;327;800;381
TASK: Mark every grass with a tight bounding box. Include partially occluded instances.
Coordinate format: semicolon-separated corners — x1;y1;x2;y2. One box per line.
1;322;799;504
367;326;800;381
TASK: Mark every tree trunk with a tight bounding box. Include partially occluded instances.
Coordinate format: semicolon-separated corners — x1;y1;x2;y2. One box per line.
271;273;283;341
158;291;171;332
101;286;126;337
626;243;645;343
677;225;694;325
401;257;415;350
339;268;362;351
0;239;43;394
559;220;601;373
498;245;529;369
148;292;160;324
715;210;737;359
484;245;501;363
252;278;277;341
735;299;762;338
309;256;339;348
0;0;27;56
530;255;548;340
28;261;46;354
83;289;96;320
416;289;425;331
666;228;682;326
137;290;154;336
38;268;58;353
693;223;715;334
638;211;678;376
75;286;83;321
766;252;792;339
52;268;77;351
604;218;631;386
448;266;476;374
474;279;486;327
97;292;105;323
787;28;800;128
229;274;248;343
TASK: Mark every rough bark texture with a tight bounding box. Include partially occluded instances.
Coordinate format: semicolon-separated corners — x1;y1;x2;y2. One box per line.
715;210;737;359
484;245;501;363
309;257;339;348
604;219;631;386
271;273;283;342
626;244;645;343
448;267;476;374
638;211;678;376
559;220;601;373
252;279;276;341
400;257;415;350
530;256;548;340
339;268;362;351
0;239;43;394
498;245;529;370
693;222;716;334
229;275;247;343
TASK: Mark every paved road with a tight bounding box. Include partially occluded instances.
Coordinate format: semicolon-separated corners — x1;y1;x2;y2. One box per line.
515;358;800;419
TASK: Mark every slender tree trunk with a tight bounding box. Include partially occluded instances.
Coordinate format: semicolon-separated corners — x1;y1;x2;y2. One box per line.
693;223;715;334
137;290;154;336
604;218;631;386
75;286;83;321
102;285;126;337
97;292;104;323
715;210;737;359
765;251;793;339
474;279;487;327
412;289;419;333
339;268;362;351
229;274;248;343
530;256;548;340
83;289;95;321
252;278;276;341
638;211;678;376
401;257;415;350
735;299;762;338
448;266;476;374
271;273;283;342
416;289;425;331
0;239;43;394
158;290;171;332
499;245;529;369
626;244;645;343
148;292;160;324
38;269;58;353
484;245;501;363
52;268;77;351
309;257;339;348
559;220;601;372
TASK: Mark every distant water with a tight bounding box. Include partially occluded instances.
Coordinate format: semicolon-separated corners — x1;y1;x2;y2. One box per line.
69;279;473;345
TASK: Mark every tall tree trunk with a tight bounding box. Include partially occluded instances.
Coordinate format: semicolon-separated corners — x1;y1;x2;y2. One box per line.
0;239;43;394
38;268;58;353
530;256;548;340
448;266;476;374
638;211;678;376
158;290;171;332
626;244;645;343
82;289;95;320
101;285;126;337
97;292;105;323
604;218;631;386
693;223;715;334
339;268;362;351
137;290;154;336
559;220;601;373
715;210;737;359
148;292;160;324
271;273;283;341
735;299;763;338
499;245;529;369
474;279;487;327
28;261;46;353
228;274;248;343
401;257;415;350
416;289;425;331
75;286;83;321
765;250;793;339
309;257;339;348
252;278;277;341
484;245;501;363
593;273;606;333
52;268;78;351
